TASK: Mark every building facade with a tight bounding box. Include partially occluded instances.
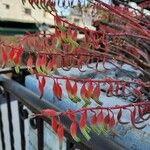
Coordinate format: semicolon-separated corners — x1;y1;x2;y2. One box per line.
0;0;55;35
0;0;54;24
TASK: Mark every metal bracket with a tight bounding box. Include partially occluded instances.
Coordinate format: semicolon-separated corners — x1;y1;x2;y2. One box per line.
30;117;38;129
0;81;4;95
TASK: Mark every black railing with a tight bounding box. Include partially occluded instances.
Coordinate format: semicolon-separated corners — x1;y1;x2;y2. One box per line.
0;68;125;150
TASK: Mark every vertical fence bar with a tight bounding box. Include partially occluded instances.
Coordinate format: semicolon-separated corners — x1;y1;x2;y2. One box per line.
0;105;5;150
37;117;44;150
5;92;15;150
18;101;26;150
66;140;75;150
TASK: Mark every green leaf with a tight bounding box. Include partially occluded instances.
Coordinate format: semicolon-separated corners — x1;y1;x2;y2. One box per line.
36;66;43;74
85;125;91;133
98;124;108;135
63;38;79;48
74;96;81;102
73;135;80;142
91;125;101;135
41;66;47;74
81;128;91;141
69;96;78;103
82;99;91;108
15;65;20;74
58;25;67;32
56;39;61;49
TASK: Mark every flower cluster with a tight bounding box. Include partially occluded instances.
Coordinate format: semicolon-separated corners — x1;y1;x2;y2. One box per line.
34;101;150;147
0;0;150;147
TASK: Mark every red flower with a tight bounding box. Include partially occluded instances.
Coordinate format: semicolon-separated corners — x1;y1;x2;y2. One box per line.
72;81;77;96
51;117;58;133
67;110;76;122
79;111;91;141
104;112;110;125
66;79;72;95
46;58;57;74
129;107;145;129
27;55;33;72
38;77;46;98
109;114;115;128
70;121;80;142
91;114;97;126
79;111;87;129
66;79;81;103
117;109;122;123
71;28;77;41
57;124;64;149
53;80;62;100
54;15;61;26
13;48;23;65
90;113;102;134
97;110;104;126
106;82;113;96
9;47;15;61
92;84;102;105
80;83;91;106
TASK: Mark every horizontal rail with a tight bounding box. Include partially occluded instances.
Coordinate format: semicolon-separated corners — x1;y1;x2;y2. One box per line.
0;66;29;74
0;74;125;150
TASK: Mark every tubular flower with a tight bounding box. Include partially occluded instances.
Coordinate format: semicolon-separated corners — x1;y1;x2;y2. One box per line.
53;80;62;100
66;79;81;103
57;123;64;149
9;47;15;62
91;83;103;105
79;111;91;141
80;83;91;107
70;121;80;142
51;117;58;133
90;114;101;134
27;55;33;73
13;48;23;74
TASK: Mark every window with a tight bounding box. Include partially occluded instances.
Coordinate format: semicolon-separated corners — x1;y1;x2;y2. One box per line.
3;3;10;9
24;8;31;15
74;18;80;24
5;4;10;9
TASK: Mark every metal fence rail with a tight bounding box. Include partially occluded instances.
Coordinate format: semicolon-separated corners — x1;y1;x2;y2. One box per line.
0;68;125;150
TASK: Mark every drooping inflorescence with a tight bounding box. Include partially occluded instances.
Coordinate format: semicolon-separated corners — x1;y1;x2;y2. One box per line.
34;101;150;145
1;0;150;147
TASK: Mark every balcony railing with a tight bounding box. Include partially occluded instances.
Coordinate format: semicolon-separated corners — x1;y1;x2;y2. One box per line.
0;67;125;150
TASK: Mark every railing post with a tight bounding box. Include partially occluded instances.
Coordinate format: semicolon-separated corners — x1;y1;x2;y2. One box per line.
18;101;27;150
5;92;15;150
66;140;75;150
0;104;5;150
0;83;5;150
37;117;44;150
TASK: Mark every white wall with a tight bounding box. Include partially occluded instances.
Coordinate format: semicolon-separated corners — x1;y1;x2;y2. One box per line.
0;0;54;25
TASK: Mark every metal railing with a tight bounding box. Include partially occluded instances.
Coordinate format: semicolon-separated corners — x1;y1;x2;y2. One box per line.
0;67;125;150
